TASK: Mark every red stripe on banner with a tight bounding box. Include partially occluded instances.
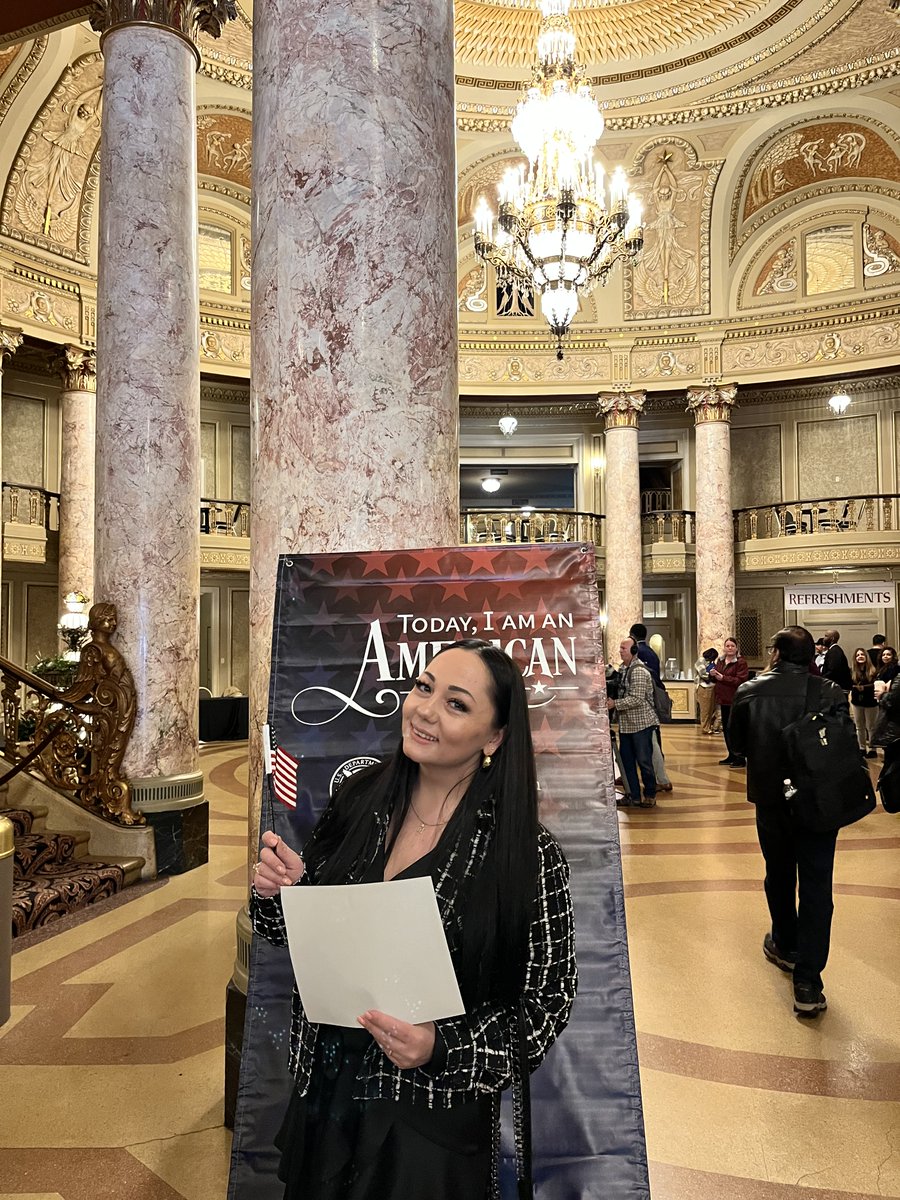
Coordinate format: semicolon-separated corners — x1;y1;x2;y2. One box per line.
272;746;298;808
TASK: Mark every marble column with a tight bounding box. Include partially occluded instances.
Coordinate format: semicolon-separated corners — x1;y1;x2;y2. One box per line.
688;383;738;653
56;346;96;611
92;1;232;861
248;0;459;851
599;390;646;657
0;324;24;635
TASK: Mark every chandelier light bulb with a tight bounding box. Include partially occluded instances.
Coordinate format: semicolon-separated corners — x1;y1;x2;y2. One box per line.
828;390;851;415
498;415;518;437
481;475;502;493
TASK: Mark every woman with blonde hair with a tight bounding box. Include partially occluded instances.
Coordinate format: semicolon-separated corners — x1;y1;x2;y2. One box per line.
850;647;878;759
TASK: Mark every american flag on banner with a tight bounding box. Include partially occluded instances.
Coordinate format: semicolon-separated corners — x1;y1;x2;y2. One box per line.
272;744;299;809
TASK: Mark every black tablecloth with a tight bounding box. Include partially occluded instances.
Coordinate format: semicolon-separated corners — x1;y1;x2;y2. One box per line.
199;696;249;741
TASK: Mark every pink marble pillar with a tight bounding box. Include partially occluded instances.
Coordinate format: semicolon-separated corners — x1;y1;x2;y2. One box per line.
688;383;738;653
248;0;458;851
56;346;96;612
93;4;231;807
0;325;23;619
599;391;646;657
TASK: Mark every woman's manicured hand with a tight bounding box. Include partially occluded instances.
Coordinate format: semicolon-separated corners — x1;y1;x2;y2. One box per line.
358;1010;436;1069
252;830;304;896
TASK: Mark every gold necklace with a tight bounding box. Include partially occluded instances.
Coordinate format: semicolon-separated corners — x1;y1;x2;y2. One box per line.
408;799;451;835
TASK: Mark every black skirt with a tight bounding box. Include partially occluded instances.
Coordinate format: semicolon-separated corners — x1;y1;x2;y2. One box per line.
275;1027;493;1200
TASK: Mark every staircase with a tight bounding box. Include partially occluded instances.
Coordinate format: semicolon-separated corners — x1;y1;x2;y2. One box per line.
2;802;144;936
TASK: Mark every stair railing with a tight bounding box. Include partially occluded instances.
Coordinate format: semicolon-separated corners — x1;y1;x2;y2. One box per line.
0;603;143;827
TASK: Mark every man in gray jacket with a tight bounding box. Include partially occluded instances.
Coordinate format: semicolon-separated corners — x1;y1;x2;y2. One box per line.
728;625;848;1018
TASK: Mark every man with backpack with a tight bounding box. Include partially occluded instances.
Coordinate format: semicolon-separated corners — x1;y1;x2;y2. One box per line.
728;626;875;1018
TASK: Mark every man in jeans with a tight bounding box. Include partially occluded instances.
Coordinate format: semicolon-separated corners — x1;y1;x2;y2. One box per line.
728;625;847;1018
608;637;658;808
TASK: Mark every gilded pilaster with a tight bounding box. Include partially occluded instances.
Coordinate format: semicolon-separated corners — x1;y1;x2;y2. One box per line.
598;389;646;655
688;383;738;653
56;346;97;611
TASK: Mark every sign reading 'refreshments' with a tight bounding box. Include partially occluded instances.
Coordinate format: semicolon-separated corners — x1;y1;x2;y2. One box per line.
785;582;896;610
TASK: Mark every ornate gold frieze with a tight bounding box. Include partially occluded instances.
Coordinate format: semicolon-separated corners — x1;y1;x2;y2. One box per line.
687;382;738;423
90;0;236;42
598;389;646;428
58;344;96;392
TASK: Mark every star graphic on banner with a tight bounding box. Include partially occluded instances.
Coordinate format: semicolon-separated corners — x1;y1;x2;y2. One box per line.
532;680;547;696
412;548;455;577
361;555;391;579
533;713;565;757
385;573;419;604
440;567;472;602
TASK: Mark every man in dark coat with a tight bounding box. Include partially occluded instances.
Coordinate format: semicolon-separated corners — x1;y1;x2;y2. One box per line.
728;625;848;1018
821;629;852;693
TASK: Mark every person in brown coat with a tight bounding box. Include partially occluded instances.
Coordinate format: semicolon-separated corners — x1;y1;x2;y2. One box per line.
710;636;749;766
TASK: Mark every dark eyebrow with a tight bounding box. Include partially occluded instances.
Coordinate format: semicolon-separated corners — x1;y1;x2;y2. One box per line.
422;670;475;701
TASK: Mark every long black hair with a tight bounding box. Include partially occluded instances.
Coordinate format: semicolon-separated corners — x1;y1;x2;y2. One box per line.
303;638;540;1008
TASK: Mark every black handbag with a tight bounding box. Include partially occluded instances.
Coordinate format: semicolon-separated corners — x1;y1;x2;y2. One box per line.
878;758;900;814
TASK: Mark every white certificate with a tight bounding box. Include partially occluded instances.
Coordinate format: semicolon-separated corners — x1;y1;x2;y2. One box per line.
279;876;466;1028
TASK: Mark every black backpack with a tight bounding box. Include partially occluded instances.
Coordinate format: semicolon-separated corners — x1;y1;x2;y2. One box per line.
781;677;876;832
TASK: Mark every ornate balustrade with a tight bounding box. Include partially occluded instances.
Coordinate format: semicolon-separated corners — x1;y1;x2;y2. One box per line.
640;488;672;514
0;603;142;826
200;497;250;537
640;509;695;545
2;482;60;530
733;494;900;541
460;508;604;546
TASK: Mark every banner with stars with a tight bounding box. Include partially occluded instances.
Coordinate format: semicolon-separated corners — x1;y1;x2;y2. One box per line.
229;544;649;1199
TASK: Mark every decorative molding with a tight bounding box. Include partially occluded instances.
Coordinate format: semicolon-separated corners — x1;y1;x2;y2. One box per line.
737;542;900;571
460;400;597;419
200;383;250;406
0;323;23;367
58;344;96;392
598;389;646;429
200;546;249;569
687;382;738;424
0;40;47;125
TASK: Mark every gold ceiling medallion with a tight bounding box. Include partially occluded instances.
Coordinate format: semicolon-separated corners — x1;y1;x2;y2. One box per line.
473;0;644;360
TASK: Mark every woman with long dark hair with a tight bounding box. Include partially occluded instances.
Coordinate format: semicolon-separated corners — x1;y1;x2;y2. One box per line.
251;639;577;1200
850;647;878;758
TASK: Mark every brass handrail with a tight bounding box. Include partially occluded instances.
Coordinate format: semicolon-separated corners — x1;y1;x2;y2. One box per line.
0;602;142;826
459;508;604;546
733;494;900;541
640;508;696;544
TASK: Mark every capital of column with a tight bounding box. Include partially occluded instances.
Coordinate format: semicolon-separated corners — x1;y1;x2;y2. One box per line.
0;323;23;369
90;0;236;51
687;382;738;424
58;345;97;393
598;389;646;430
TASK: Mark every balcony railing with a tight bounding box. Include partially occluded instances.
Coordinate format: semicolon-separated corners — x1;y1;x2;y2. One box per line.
200;497;250;537
2;483;60;531
641;489;672;514
734;495;900;541
641;509;695;544
460;508;604;546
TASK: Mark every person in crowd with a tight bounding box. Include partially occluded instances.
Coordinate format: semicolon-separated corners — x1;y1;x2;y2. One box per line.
821;629;852;694
694;647;719;734
728;626;849;1018
872;668;900;770
868;633;887;670
710;637;749;766
250;639;578;1199
850;647;878;759
608;636;659;808
814;638;827;672
875;645;900;691
628;621;672;790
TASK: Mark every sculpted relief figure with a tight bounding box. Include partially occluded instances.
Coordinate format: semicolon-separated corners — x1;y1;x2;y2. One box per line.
13;80;102;245
755;241;798;295
632;149;701;310
747;133;802;210
864;224;900;277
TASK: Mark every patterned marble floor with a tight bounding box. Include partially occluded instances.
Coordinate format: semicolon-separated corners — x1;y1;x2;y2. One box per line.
2;729;898;1198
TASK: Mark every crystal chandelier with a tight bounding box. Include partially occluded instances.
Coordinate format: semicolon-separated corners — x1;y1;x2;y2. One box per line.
473;0;644;359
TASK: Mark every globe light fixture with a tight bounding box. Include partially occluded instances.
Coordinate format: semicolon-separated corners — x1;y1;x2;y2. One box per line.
498;413;518;437
473;0;644;359
481;475;502;494
828;389;851;415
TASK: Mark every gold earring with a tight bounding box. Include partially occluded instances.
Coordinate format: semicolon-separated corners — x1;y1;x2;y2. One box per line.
482;753;492;769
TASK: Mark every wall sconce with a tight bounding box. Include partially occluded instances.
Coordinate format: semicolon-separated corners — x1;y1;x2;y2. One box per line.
498;413;518;437
828;389;851;415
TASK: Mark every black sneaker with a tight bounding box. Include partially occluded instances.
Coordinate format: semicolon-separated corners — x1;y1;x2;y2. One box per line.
729;757;747;768
793;981;827;1017
763;934;796;973
718;756;734;765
